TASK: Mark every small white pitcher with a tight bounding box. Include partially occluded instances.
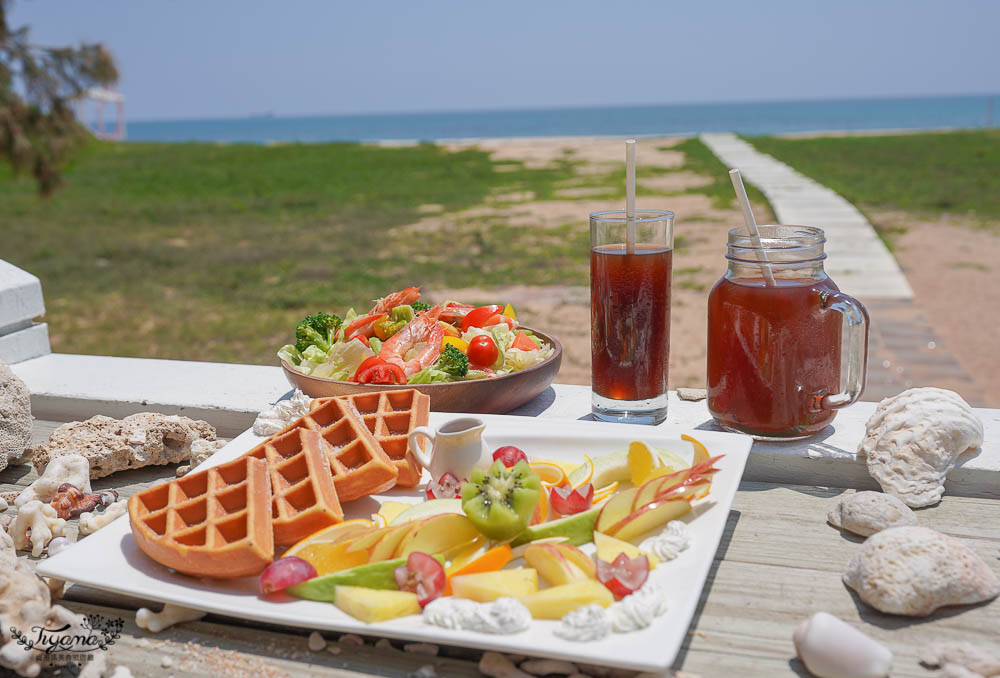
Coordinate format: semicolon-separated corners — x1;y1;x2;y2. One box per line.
407;417;491;482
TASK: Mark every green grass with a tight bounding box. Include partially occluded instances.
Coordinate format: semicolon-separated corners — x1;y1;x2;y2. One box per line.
0;141;577;363
660;138;772;210
747;130;1000;219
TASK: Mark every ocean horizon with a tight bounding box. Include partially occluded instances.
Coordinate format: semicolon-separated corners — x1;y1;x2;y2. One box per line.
121;94;998;144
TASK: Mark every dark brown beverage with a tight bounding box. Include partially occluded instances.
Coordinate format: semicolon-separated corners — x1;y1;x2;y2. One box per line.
591;244;672;402
707;277;842;437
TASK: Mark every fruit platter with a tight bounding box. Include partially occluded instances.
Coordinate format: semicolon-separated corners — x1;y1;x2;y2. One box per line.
277;288;563;412
38;390;752;673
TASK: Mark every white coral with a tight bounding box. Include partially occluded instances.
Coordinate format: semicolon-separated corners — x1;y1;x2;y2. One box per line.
15;454;92;507
253;389;312;436
33;412;217;478
11;500;66;557
859;388;984;508
176;438;225;476
0;361;32;474
0;559;105;677
136;603;205;632
79;499;127;536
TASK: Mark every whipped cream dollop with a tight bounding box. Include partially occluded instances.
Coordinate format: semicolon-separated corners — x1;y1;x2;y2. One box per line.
423;597;531;635
639;521;690;562
253;390;312;436
554;603;611;642
609;582;669;632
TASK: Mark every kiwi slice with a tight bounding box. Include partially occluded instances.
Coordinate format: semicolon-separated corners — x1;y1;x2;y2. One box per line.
461;460;541;540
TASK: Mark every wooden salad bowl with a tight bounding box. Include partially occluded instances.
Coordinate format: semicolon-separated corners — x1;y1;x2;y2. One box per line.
280;327;563;414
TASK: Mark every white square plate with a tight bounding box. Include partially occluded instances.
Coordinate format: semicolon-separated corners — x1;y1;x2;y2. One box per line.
39;414;751;673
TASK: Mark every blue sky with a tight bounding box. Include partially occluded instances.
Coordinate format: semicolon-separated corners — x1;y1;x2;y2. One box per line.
13;0;1000;121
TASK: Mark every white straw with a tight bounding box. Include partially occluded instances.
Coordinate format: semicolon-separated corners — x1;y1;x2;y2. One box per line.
729;168;776;286
625;139;637;254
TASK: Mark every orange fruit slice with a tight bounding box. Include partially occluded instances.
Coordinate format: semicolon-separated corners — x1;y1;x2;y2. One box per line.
283;519;375;575
444;544;514;595
682;434;711;465
530;461;568;487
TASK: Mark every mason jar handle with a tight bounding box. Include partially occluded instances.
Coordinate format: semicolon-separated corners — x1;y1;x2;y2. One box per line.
814;290;870;410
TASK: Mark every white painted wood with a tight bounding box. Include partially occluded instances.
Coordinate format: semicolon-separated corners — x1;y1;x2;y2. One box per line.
0;259;45;331
699;133;914;300
514;383;1000;499
0;321;50;363
8;354;999;493
11;353;291;436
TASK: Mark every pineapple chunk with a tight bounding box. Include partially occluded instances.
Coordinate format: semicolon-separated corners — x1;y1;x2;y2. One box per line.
593;531;659;568
518;580;614;619
333;585;421;623
449;568;538;602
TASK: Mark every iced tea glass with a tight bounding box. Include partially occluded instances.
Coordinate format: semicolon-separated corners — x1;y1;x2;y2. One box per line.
591;210;674;424
707;226;870;440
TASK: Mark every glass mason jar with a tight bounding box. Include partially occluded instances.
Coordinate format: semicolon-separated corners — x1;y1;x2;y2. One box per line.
707;226;869;440
590;210;674;425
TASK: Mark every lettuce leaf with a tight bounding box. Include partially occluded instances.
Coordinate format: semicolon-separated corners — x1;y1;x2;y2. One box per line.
314;338;374;381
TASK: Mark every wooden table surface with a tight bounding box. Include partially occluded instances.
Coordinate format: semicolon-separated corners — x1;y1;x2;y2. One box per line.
5;418;998;678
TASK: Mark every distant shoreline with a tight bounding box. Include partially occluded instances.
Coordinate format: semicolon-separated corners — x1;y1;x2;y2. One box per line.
118;94;997;145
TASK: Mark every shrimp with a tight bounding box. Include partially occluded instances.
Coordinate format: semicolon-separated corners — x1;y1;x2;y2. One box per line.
378;306;444;377
342;287;422;339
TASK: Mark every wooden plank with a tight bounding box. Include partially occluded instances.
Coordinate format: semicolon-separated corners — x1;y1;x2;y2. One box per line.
54;601;485;678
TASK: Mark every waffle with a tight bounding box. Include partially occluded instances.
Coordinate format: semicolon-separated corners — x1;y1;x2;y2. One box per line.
128;455;274;578
325;390;429;487
288;397;399;502
244;427;344;546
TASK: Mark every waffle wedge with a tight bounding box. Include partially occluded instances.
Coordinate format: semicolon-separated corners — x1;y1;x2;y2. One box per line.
291;397;399;502
128;455;273;578
244;427;344;546
326;389;429;487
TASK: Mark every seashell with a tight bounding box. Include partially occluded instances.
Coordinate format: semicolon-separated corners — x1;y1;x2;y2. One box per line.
827;491;917;537
920;641;1000;677
50;483;103;519
843;526;999;616
859;388;984;508
793;612;892;678
97;488;120;506
47;536;72;557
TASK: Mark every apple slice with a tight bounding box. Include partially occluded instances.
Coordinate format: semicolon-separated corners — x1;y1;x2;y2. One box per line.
345;524;405;554
450;568;539;602
395;513;481;558
368;524;418;563
594;487;640;534
524;543;595;586
604;498;691;542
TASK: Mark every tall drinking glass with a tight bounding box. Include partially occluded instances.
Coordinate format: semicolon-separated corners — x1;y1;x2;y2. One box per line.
590;210;674;425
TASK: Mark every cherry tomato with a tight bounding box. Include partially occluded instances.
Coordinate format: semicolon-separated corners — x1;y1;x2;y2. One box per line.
596;552;650;598
352;356;406;384
461;305;504;332
467;334;499;369
426;472;463;500
492;446;528;467
550;483;594;515
393;551;446;607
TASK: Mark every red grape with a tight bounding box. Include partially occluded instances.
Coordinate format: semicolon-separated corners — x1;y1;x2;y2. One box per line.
394;551;446;607
492;446;528;467
259;556;316;595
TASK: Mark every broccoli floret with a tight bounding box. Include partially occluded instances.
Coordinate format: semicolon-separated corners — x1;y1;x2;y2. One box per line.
436;344;469;378
411;301;431;312
294;312;342;353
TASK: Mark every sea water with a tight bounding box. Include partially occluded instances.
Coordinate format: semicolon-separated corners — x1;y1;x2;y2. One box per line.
122;94;998;144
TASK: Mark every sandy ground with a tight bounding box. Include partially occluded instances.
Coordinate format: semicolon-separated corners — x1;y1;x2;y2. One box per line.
870;210;1000;406
425;137;773;390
